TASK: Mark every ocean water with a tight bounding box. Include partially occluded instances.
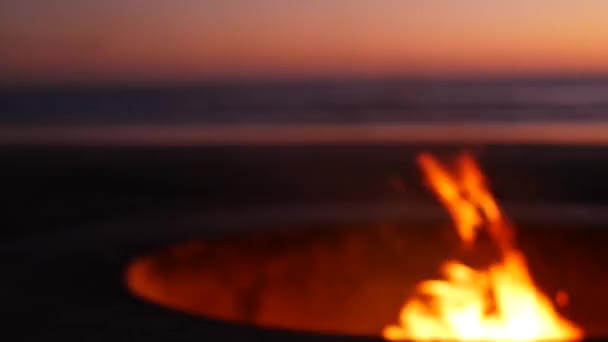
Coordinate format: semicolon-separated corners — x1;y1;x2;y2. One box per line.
2;78;608;126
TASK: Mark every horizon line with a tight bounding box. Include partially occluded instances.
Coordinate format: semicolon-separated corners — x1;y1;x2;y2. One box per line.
4;72;608;89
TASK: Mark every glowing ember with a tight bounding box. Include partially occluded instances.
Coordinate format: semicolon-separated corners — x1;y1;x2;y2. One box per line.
383;153;583;342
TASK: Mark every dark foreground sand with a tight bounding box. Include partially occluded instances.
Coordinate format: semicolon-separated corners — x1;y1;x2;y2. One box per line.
2;144;608;341
4;143;608;239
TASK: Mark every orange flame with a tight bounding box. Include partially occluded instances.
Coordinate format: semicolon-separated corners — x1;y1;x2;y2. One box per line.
383;152;583;342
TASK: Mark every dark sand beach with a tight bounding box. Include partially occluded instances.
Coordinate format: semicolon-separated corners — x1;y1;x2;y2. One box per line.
2;143;608;341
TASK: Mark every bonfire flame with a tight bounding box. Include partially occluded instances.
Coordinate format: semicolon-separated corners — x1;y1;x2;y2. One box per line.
383;153;583;342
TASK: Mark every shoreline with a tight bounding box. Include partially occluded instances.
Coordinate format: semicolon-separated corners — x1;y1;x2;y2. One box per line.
3;122;608;146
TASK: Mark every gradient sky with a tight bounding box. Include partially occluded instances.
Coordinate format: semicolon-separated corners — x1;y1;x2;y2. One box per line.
2;0;608;83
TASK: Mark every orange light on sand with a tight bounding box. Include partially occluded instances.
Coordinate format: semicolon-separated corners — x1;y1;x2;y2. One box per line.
383;153;583;342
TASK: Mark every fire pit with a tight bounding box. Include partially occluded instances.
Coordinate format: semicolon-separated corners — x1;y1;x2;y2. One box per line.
125;152;607;341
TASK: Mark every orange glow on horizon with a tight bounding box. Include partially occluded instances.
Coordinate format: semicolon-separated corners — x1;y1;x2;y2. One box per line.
2;1;608;82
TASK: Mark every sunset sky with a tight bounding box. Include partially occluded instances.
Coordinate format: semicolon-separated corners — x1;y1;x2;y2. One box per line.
2;0;608;83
